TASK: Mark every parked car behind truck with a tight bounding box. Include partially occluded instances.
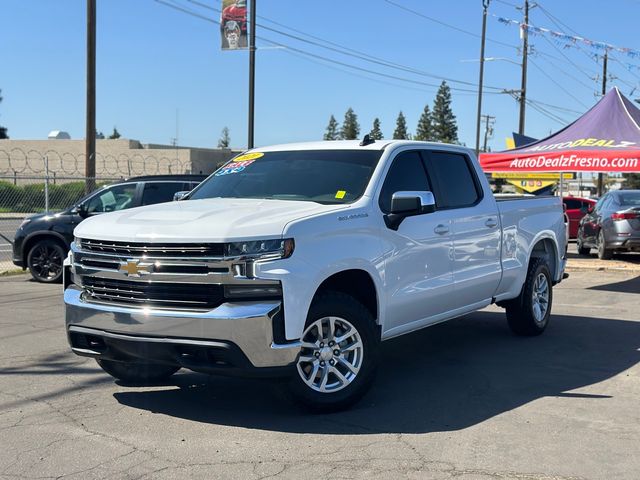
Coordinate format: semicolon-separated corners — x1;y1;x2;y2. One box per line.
576;189;640;259
13;175;205;283
64;140;567;411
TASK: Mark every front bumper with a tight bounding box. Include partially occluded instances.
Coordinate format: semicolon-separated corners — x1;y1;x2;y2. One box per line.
64;286;301;375
11;233;24;268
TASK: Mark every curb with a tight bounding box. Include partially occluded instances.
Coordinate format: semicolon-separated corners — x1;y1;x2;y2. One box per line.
565;265;640;273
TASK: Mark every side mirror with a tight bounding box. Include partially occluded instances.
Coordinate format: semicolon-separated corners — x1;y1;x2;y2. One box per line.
75;204;89;218
173;191;189;201
587;204;594;214
385;191;436;230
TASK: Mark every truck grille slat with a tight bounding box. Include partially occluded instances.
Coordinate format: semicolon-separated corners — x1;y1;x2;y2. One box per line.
79;239;225;258
81;277;224;310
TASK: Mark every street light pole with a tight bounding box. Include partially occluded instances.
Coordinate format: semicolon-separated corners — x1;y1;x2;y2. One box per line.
247;0;256;149
518;0;529;135
475;0;490;154
85;0;96;193
597;51;608;196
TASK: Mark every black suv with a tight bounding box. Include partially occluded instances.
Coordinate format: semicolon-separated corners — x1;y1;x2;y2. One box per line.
12;175;206;283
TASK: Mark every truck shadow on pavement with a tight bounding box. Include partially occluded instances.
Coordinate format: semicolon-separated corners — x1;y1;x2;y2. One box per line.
113;311;640;434
587;275;640;294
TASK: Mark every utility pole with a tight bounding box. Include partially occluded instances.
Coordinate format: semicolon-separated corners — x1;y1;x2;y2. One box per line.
85;0;96;193
475;0;490;154
597;50;608;196
518;0;530;135
247;0;256;149
482;114;496;152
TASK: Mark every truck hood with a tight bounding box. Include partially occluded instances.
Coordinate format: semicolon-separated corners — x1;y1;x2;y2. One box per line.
74;198;348;243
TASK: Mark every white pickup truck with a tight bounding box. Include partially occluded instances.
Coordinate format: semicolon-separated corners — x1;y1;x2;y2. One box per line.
64;140;567;411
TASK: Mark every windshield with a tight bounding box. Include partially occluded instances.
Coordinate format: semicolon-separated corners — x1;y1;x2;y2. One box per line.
619;191;640;207
189;150;382;204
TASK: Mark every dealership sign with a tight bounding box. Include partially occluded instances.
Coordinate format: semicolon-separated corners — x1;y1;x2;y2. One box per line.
480;88;640;173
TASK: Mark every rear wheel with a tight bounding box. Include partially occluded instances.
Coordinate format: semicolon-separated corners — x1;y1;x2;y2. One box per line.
597;230;613;260
505;258;553;336
96;359;179;384
290;291;379;412
27;239;65;283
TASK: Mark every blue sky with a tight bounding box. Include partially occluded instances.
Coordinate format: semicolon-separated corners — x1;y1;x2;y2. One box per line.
2;0;640;151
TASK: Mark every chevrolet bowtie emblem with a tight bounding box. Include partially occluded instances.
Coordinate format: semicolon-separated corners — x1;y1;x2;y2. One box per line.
118;260;152;277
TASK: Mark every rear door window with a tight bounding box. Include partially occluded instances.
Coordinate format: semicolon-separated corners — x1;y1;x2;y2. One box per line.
141;182;186;206
425;151;481;209
86;183;137;213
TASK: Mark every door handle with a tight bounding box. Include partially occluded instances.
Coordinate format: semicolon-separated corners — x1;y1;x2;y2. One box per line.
485;218;498;228
434;224;449;235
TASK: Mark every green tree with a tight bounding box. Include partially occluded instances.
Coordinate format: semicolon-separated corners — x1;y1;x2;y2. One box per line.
340;108;360;140
108;127;121;139
393;111;409;139
323;115;340;140
0;89;7;139
623;173;640;189
432;81;458;144
369;118;383;140
217;126;230;148
414;104;434;141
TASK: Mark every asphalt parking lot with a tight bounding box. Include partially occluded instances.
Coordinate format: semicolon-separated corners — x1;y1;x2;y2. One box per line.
1;271;639;479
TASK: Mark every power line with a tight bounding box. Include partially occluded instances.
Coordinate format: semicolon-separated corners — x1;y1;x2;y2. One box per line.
532;49;597;91
528;58;590;109
383;0;520;51
153;0;491;94
526;99;571;125
184;0;509;92
525;97;583;115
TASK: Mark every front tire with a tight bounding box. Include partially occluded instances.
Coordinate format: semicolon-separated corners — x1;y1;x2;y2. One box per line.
576;234;590;256
505;258;553;336
27;239;65;283
597;230;613;260
96;359;179;384
290;291;379;412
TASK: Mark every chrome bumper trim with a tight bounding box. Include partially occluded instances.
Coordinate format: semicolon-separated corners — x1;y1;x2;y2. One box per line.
64;286;300;368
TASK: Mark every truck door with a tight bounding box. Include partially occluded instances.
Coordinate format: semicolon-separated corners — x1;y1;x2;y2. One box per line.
424;150;501;307
379;150;455;335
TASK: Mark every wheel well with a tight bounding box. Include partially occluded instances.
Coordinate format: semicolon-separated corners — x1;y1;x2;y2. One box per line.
313;270;378;322
530;239;557;280
22;234;68;265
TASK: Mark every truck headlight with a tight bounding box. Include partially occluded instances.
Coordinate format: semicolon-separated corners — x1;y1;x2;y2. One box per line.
225;238;294;259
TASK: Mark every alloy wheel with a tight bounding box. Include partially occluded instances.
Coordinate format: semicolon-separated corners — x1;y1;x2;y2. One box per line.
531;273;549;324
30;244;62;281
296;316;363;393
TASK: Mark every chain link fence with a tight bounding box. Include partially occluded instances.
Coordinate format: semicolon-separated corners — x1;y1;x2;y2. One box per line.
0;148;195;272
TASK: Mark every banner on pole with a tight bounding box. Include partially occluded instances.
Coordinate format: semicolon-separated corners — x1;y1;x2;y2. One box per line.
220;0;247;50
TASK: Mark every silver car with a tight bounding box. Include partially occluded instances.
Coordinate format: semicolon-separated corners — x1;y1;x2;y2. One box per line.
577;190;640;259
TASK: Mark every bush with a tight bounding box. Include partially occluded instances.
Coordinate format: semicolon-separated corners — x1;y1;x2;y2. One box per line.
0;181;89;213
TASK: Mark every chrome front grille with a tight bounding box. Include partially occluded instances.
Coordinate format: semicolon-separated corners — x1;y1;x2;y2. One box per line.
79;239;225;258
71;240;281;312
81;277;225;310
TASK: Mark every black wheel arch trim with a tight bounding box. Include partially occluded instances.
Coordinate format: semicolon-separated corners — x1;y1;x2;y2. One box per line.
22;231;70;264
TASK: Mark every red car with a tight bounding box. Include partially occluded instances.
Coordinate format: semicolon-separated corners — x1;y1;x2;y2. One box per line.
222;0;247;33
563;196;597;238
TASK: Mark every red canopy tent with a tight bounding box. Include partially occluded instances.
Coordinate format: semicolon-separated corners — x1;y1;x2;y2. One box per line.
480;87;640;173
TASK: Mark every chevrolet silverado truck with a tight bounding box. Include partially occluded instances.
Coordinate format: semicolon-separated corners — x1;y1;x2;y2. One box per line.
64;139;567;411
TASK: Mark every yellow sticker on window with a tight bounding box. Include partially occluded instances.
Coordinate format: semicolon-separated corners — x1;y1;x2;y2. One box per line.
232;152;264;162
335;190;346;199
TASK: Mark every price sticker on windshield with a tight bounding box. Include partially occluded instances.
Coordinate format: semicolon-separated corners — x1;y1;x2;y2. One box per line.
232;152;264;162
215;153;264;177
